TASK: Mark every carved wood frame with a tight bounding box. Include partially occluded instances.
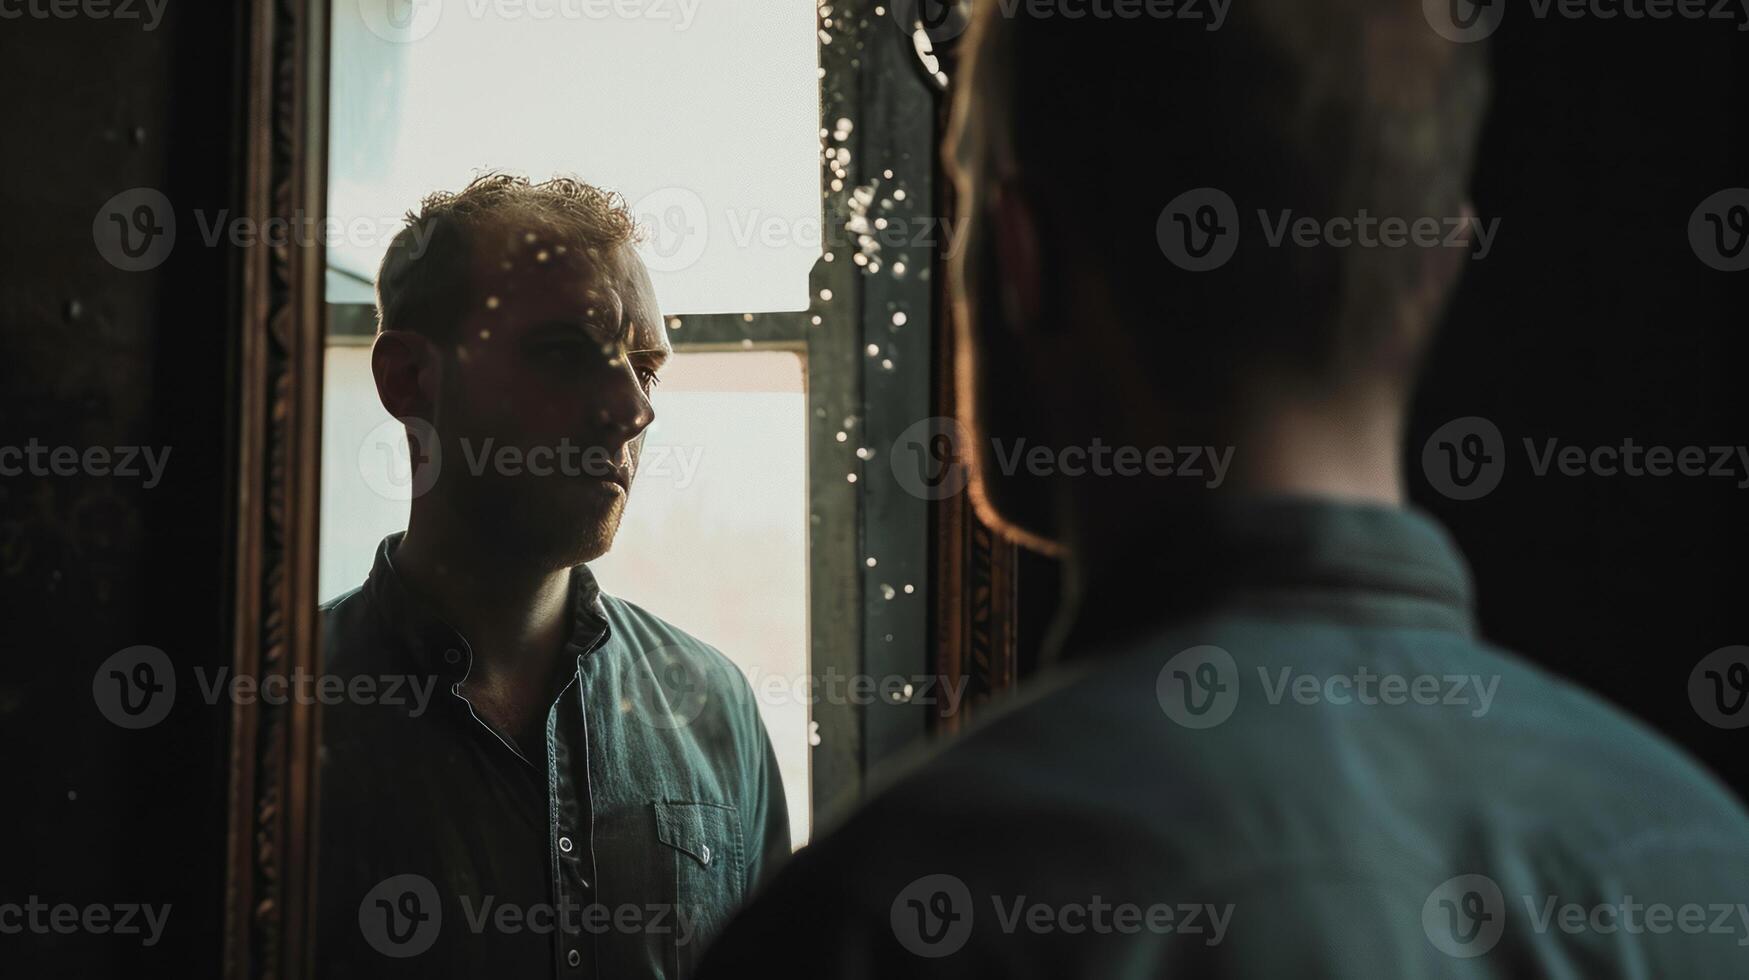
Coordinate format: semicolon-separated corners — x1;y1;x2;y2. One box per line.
223;0;328;977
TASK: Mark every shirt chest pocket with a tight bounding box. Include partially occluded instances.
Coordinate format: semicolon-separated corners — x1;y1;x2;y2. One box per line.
651;800;746;978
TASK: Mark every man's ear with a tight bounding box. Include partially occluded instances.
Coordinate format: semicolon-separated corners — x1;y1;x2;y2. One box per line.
988;177;1045;333
371;329;440;421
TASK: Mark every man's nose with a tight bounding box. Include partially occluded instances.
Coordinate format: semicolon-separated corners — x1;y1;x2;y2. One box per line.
595;367;654;445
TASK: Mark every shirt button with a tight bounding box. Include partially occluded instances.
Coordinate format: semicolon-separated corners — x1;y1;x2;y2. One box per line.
567;949;582;968
699;844;711;865
443;648;462;665
559;835;574;853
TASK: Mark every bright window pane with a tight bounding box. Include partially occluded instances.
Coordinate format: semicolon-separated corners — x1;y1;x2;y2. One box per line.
328;0;823;313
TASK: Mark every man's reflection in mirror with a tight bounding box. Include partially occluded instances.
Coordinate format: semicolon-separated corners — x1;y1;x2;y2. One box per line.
316;174;788;979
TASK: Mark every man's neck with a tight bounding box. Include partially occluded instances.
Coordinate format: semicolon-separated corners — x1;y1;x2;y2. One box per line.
1048;392;1408;659
392;518;577;744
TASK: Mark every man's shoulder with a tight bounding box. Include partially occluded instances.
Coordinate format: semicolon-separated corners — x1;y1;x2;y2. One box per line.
593;592;758;709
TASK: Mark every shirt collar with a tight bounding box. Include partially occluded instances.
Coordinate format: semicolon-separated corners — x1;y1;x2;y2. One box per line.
1053;496;1478;662
362;532;612;679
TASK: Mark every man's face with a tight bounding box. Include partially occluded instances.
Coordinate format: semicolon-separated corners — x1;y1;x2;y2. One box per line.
433;228;670;568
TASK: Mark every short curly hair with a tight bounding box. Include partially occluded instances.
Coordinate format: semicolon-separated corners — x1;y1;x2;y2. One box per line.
375;172;640;341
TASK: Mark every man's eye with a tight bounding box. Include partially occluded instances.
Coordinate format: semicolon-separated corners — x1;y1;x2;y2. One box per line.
638;368;662;390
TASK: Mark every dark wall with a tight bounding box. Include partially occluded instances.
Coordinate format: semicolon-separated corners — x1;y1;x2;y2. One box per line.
1;5;243;976
1412;16;1749;795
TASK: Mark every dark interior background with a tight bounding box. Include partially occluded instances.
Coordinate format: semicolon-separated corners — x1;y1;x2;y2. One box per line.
1018;19;1749;798
2;5;1744;977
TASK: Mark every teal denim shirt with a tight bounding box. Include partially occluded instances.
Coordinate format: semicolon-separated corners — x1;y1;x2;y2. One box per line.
315;534;788;979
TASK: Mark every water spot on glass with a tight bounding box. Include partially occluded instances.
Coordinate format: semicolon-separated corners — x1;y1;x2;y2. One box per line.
902;682;915;699
823;252;836;263
808;722;821;747
883;169;895;179
903;584;915;594
524;232;538;244
485;295;500;310
894;189;908;202
536;249;550;263
853;253;869;267
865;344;880;356
668;317;683;331
811;315;823;326
865;556;877;567
881;584;896;600
743;313;755;322
892;311;908;326
819;288;834;302
842;415;857;429
881;358;895;371
847;473;858;483
741;338;754;349
856;447;875;461
479;329;492;340
892;262;907;277
836;431;848;443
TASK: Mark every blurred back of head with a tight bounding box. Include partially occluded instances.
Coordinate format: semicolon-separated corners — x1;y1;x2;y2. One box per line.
962;0;1491;411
